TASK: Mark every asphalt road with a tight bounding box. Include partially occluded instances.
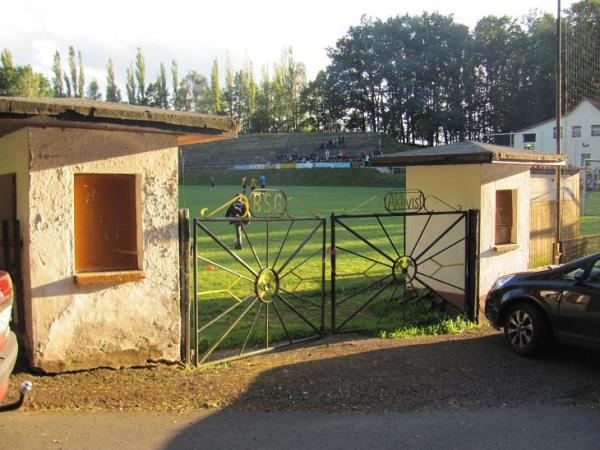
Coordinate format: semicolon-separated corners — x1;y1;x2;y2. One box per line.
2;407;599;450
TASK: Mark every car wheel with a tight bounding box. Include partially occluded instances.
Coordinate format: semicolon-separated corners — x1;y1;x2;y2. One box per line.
504;302;550;356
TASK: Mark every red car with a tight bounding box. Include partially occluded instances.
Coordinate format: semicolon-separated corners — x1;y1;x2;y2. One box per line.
0;270;18;403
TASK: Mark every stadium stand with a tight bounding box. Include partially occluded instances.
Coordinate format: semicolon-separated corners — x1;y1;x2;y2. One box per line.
179;132;382;170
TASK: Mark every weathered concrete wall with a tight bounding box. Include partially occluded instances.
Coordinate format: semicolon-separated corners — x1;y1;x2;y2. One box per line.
26;127;180;372
0;129;32;349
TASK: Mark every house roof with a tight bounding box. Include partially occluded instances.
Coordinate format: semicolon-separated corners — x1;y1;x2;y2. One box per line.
372;141;567;167
514;97;600;133
0;96;239;145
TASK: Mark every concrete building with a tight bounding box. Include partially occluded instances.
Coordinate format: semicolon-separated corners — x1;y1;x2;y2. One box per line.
373;141;568;318
512;98;600;168
0;97;238;372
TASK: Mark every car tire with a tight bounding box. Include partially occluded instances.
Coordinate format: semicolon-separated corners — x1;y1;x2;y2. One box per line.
503;302;550;356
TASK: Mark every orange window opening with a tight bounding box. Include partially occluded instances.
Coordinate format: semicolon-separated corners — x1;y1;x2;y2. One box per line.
74;174;139;272
495;190;514;245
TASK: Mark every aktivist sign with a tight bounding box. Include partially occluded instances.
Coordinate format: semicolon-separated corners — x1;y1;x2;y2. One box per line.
384;190;425;213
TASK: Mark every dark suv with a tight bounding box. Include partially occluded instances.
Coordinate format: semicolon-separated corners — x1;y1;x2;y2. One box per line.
485;253;600;355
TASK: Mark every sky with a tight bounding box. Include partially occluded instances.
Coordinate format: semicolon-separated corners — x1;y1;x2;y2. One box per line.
1;0;577;90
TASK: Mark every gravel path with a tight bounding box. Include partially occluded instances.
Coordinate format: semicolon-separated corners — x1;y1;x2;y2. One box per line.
3;326;600;413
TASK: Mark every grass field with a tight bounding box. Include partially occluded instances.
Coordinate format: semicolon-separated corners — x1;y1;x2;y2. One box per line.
581;191;600;235
180;184;467;363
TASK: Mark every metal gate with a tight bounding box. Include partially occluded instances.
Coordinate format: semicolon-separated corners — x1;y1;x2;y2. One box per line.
331;208;479;332
189;194;326;365
182;189;479;366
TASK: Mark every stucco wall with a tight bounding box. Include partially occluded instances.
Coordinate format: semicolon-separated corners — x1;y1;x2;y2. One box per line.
407;164;532;320
0;129;32;346
479;164;531;305
26;127;180;372
406;165;481;311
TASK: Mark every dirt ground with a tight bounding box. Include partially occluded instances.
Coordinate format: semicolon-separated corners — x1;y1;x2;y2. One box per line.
3;326;600;414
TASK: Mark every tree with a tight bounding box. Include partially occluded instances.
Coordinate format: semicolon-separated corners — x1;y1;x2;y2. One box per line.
68;46;77;97
186;70;210;113
135;47;146;105
52;51;65;97
0;48;51;97
157;62;169;108
126;63;136;104
105;59;121;102
253;65;273;132
77;50;85;97
223;54;235;117
86;79;102;100
171;60;180;109
210;58;222;114
63;74;72;97
146;63;169;108
0;49;15;96
564;0;600;110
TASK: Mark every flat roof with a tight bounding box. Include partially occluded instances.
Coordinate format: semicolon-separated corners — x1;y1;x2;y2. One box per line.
0;97;239;145
372;141;567;167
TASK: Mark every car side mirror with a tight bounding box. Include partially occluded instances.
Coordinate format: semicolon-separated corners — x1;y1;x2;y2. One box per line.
574;272;586;285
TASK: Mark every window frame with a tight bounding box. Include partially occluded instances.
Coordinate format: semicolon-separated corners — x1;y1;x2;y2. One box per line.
495;189;517;249
553;126;563;139
523;133;536;143
572;125;582;138
73;173;143;283
591;125;600;137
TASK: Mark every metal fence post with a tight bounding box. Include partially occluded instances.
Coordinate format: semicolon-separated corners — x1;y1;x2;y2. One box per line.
466;210;480;323
192;218;199;366
330;213;336;333
178;209;191;364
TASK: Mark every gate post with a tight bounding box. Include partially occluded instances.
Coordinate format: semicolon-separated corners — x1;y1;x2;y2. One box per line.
466;209;480;323
178;209;191;364
330;213;336;333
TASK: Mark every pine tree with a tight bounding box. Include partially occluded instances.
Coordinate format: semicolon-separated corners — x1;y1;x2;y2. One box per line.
224;54;234;117
63;74;72;97
105;59;121;102
171;60;179;109
135;47;146;105
77;50;84;97
126;63;136;104
68;46;77;97
52;51;65;97
210;58;222;114
158;62;168;108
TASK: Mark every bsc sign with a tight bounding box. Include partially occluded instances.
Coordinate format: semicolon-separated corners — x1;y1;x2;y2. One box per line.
384;190;425;213
249;189;288;218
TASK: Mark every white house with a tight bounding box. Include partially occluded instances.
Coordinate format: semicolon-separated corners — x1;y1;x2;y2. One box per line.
512;98;600;168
